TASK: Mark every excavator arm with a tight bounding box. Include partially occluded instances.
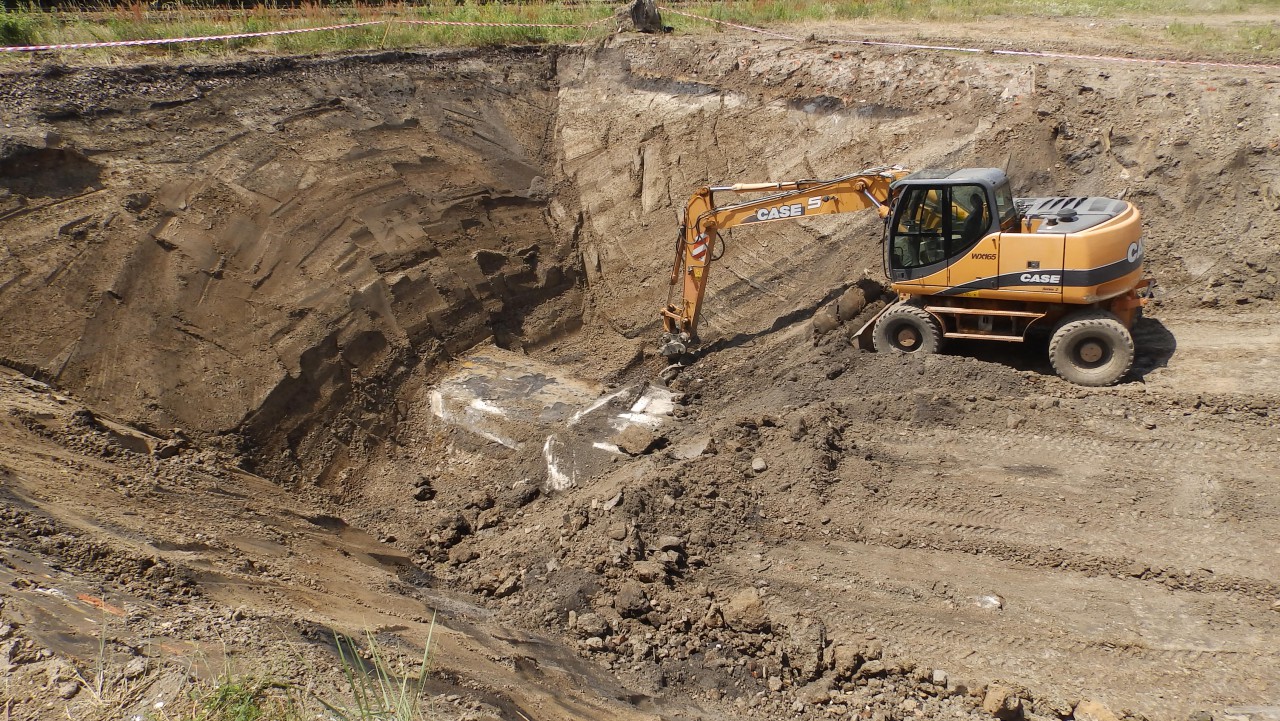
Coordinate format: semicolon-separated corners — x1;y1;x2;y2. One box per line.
659;166;910;357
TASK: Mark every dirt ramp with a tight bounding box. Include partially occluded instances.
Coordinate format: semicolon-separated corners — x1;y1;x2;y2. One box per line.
0;50;584;480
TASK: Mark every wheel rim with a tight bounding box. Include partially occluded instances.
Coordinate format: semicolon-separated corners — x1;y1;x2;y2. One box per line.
1072;335;1111;369
893;323;921;351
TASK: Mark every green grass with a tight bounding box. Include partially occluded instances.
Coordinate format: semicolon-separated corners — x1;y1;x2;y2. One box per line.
1;0;1278;62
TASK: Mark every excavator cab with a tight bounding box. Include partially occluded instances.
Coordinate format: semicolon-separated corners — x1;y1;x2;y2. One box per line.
884;168;1018;288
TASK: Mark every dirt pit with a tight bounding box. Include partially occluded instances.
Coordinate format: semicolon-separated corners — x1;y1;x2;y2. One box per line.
1;26;1279;721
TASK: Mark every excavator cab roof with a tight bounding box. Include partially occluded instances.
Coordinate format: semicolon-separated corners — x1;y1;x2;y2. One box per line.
891;167;1009;190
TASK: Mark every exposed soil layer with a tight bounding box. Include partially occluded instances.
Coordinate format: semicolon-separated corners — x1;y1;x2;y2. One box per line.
1;25;1279;721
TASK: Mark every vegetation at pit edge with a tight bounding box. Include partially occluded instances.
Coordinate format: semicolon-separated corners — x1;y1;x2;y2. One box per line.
0;0;1278;61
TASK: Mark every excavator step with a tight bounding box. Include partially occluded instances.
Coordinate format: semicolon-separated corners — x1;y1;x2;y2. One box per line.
925;305;1046;319
943;331;1026;342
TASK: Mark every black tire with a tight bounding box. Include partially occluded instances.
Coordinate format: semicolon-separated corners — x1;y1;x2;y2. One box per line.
1048;310;1134;386
873;303;943;354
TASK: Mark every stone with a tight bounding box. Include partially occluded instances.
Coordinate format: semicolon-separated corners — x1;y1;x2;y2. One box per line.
57;681;79;700
575;612;609;638
982;684;1023;720
448;546;479;565
783;616;827;682
493;574;521;598
767;675;784;693
751;457;768;473
722;587;769;631
835;284;870;322
796;678;832;705
613;426;663;455
812;305;841;335
1006;413;1026;430
633;560;666;583
123;656;148;680
656;535;685;551
613;581;649;617
831;644;861;678
825;364;845;380
1073;699;1121;721
932;669;948;687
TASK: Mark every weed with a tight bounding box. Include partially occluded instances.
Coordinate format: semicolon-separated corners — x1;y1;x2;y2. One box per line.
316;614;437;721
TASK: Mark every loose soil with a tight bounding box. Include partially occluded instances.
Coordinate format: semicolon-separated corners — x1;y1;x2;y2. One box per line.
1;16;1279;721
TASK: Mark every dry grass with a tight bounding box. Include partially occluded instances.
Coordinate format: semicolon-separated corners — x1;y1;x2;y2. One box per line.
1;0;1278;62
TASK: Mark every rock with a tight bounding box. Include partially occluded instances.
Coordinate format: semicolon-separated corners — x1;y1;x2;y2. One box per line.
123;656;148;680
575;612;609;638
475;507;502;531
982;684;1023;720
57;681;79;700
767;675;783;693
835;284;872;322
613;0;664;33
613;425;663;455
855;659;887;678
613;581;649;617
1006;413;1026;430
751;457;768;473
824;364;845;380
796;678;832;705
932;669;948;687
788;415;807;440
122;192;151;213
1073;698;1121;721
153;437;187;459
812;305;841;335
607;523;629;541
831;644;861;678
722;587;769;631
493;574;521;598
633;560;666;583
656;535;685;551
783;616;827;682
448;546;479;565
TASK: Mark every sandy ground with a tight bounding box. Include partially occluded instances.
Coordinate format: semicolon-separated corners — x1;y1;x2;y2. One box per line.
1;12;1279;721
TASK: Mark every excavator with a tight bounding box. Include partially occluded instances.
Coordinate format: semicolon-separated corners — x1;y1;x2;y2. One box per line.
658;166;1150;386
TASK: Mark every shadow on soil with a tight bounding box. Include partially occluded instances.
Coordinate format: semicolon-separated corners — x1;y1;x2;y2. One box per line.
941;316;1176;385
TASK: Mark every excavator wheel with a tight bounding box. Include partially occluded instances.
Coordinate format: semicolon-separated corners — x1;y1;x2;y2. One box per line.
1048;310;1134;387
873;303;943;355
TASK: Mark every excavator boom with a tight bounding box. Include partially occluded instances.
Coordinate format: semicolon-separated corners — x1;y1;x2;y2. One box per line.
660;166;909;355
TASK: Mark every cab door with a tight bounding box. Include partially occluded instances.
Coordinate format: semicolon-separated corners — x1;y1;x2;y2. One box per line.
943;184;999;293
887;186;952;293
997;232;1065;299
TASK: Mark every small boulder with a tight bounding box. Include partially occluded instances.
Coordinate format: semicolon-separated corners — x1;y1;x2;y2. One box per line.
1073;699;1121;721
982;684;1023;720
722;587;769;631
614;581;649;617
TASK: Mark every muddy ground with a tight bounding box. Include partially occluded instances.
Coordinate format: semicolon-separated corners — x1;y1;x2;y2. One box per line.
1;15;1279;721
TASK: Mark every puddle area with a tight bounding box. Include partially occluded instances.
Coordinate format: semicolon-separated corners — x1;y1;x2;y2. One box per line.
430;345;676;490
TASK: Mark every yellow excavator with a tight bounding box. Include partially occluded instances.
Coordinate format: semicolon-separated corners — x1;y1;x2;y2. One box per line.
658;166;1150;386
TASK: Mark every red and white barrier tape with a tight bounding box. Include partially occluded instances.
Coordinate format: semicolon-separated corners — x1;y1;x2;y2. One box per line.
660;5;1280;73
659;6;799;41
0;20;383;53
399;17;612;30
989;48;1280;71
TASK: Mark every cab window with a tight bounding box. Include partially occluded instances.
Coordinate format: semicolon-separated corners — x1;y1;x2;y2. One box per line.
993;181;1019;231
891;187;947;269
